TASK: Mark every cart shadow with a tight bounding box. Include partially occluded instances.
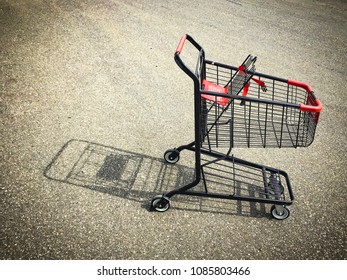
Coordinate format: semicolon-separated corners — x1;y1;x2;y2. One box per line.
44;139;270;219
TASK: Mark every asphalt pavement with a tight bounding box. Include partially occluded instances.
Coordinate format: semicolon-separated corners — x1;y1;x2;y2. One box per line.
0;0;346;259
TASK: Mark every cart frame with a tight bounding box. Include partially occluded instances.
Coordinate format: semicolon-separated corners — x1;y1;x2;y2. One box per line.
150;34;322;219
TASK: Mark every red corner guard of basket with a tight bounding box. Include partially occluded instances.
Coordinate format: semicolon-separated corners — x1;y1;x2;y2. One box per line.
201;80;229;106
288;79;322;113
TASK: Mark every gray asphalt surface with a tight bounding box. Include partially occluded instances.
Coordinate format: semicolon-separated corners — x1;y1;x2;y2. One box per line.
1;0;346;259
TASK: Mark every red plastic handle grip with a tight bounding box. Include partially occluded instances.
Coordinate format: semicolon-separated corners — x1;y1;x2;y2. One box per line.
175;34;187;55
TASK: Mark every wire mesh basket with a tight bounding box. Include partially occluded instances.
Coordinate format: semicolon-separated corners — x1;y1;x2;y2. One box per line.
201;61;321;149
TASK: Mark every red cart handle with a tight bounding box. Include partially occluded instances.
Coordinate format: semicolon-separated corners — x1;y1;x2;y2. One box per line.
174;34;204;80
175;34;187;55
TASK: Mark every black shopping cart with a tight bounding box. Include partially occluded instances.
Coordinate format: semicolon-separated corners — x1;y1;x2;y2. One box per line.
150;34;322;219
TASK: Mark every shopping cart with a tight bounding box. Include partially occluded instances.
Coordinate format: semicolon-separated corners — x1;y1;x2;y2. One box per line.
150;34;322;220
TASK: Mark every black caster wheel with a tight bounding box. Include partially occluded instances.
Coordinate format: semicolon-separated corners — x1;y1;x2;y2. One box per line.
164;149;180;164
270;205;290;220
151;195;170;212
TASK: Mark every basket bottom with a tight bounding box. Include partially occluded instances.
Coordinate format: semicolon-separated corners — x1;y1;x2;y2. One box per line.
198;153;290;204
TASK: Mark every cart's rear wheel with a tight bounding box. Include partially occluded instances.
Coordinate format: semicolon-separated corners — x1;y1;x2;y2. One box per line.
164;149;180;164
151;195;170;212
270;205;290;220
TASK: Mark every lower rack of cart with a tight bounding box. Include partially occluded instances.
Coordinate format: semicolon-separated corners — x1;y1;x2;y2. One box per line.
151;147;294;220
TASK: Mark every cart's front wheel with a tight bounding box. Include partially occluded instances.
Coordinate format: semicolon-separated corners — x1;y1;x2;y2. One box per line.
151;195;170;212
164;149;180;164
270;205;290;220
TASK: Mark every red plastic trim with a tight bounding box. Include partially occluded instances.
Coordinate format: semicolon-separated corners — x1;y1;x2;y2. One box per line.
201;80;229;106
300;99;322;113
175;34;187;55
251;77;266;88
288;79;322;113
288;79;314;93
242;83;250;97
